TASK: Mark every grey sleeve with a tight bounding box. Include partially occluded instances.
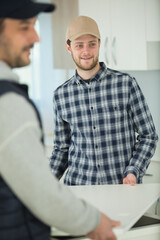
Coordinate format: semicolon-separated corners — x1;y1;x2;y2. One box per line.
0;93;100;235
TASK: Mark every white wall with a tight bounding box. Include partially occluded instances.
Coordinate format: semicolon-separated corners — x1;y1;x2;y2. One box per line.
128;70;160;137
37;13;74;135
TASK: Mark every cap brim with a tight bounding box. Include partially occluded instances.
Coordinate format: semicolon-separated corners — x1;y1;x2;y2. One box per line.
9;2;55;19
69;32;100;41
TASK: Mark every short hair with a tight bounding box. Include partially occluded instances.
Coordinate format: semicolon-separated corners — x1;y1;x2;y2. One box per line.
0;18;5;34
66;39;71;46
66;38;100;47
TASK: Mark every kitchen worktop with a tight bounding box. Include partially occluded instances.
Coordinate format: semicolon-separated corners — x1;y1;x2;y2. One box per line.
68;184;160;236
51;183;160;240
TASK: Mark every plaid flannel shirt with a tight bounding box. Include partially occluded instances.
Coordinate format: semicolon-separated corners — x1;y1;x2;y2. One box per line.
50;62;158;185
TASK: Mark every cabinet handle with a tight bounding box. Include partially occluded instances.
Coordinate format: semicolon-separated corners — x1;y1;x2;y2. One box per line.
144;173;153;177
104;37;109;65
112;37;117;65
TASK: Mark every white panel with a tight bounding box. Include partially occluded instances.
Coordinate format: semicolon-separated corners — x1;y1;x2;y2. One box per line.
145;0;160;41
69;184;160;237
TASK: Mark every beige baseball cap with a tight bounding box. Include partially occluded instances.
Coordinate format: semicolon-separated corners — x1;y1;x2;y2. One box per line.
66;16;101;42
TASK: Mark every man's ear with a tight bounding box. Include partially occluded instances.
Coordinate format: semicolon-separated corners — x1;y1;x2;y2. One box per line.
66;43;71;54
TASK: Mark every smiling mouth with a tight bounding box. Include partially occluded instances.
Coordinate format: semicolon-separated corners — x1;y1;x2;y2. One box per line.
24;49;31;56
81;57;92;60
23;44;33;52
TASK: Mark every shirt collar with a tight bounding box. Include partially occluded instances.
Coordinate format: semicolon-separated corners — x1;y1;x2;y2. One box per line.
74;62;108;85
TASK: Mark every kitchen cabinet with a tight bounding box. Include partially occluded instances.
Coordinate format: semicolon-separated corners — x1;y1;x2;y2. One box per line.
145;0;160;41
50;0;160;70
51;184;160;240
79;0;147;70
145;0;160;69
79;0;160;70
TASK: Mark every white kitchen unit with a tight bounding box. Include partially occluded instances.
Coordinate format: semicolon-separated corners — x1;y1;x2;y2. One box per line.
78;0;146;70
51;184;160;240
49;0;160;70
145;0;160;70
78;0;160;71
145;0;160;41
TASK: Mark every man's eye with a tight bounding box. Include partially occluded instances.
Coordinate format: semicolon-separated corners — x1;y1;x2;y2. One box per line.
90;43;96;47
20;26;29;31
77;44;83;48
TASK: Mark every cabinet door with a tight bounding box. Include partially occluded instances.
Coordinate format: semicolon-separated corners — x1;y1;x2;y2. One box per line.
145;0;160;70
110;0;147;70
78;0;112;66
79;0;147;70
145;0;160;41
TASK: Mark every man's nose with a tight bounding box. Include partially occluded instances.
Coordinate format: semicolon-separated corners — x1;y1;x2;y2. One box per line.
30;29;40;43
83;44;90;53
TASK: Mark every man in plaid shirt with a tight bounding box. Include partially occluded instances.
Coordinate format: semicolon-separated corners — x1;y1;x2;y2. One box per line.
50;16;158;186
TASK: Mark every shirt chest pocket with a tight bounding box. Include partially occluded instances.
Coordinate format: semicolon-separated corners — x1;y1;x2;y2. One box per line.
103;104;129;121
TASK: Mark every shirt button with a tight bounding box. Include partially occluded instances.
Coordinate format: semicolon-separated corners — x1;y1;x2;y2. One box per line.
91;106;93;110
95;145;98;148
93;126;96;129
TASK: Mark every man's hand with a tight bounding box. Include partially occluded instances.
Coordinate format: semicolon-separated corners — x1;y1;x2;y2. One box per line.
123;173;136;186
86;213;120;240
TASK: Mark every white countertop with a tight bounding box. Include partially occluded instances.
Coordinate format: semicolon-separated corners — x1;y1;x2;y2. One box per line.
68;183;160;237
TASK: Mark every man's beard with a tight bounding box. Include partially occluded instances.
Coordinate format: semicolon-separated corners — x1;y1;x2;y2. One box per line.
0;32;33;68
71;53;99;71
13;44;33;68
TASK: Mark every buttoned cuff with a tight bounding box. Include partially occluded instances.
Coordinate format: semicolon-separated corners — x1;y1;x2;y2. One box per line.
123;166;139;180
